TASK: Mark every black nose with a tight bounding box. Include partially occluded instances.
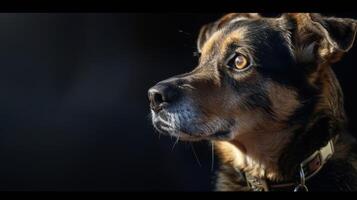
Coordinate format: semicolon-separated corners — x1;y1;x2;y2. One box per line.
148;83;180;112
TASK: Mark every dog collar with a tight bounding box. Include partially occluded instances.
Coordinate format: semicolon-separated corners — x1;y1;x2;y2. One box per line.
244;139;335;192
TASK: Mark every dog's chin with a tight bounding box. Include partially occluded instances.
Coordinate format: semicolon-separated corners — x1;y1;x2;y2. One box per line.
151;110;235;141
152;119;203;141
155;125;234;141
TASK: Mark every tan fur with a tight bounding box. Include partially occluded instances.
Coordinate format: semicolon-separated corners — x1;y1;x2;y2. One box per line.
311;63;345;121
200;27;249;60
220;28;249;56
198;13;260;54
200;30;223;57
267;83;302;121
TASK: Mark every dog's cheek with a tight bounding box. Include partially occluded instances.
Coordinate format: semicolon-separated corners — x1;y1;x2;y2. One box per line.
266;82;301;121
226;108;265;139
193;87;237;119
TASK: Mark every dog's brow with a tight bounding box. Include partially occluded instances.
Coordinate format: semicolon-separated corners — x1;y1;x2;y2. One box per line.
201;27;249;59
201;30;224;56
220;27;248;55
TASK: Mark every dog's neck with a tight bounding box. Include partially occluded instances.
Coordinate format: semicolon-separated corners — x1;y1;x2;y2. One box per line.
215;125;298;182
216;115;338;184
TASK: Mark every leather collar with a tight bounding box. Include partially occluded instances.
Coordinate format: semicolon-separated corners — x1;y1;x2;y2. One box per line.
244;139;335;192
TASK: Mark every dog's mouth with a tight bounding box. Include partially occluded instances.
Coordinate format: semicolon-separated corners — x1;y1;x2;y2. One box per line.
151;107;235;141
151;109;201;141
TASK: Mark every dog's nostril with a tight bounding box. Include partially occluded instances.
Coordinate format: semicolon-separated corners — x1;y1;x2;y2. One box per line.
148;87;166;112
153;92;164;105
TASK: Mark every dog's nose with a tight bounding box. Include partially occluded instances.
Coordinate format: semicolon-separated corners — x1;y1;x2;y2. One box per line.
148;83;180;112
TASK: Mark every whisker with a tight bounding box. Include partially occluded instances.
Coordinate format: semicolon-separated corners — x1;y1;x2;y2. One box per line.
172;136;180;151
211;141;215;172
157;116;171;126
190;143;202;167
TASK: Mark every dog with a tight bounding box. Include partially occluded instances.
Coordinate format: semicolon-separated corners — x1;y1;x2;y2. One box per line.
148;13;357;191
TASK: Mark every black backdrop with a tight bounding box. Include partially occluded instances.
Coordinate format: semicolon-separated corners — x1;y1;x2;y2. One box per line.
0;13;356;191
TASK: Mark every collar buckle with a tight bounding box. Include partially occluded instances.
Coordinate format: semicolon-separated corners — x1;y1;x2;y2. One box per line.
294;166;309;192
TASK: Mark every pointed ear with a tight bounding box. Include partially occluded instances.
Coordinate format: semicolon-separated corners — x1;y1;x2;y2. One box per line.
283;13;357;63
197;13;260;53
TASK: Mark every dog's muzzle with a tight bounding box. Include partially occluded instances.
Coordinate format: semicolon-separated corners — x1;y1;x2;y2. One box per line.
148;77;235;141
148;78;194;138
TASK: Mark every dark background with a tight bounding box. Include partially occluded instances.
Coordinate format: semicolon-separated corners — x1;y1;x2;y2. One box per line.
0;13;356;191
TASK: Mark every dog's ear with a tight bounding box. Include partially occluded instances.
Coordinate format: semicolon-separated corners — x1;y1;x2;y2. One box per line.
197;13;260;53
283;13;357;63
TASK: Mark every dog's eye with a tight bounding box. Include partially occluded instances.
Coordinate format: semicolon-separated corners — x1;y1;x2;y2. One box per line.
227;53;251;71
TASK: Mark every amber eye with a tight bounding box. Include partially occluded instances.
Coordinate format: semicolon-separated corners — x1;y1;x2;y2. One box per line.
234;55;248;69
227;53;251;71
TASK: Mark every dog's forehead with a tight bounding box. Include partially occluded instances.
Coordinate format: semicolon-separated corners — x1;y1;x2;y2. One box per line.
200;26;248;56
201;19;281;57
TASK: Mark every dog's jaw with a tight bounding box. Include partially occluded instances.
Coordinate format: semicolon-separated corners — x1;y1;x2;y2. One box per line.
151;99;201;141
151;99;238;141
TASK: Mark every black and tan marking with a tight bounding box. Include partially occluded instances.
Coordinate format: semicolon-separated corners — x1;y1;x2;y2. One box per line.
148;13;357;191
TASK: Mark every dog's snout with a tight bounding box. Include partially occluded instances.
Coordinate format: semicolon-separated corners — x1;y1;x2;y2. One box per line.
148;83;180;112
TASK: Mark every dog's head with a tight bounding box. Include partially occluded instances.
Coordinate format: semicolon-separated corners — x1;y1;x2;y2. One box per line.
148;13;357;143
